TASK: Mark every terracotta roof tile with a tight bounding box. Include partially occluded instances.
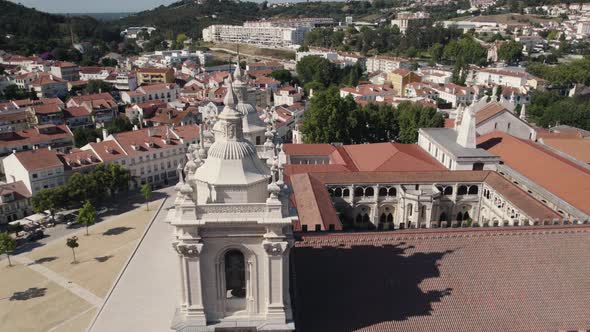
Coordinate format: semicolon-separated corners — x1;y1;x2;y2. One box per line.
477;131;590;216
292;226;590;331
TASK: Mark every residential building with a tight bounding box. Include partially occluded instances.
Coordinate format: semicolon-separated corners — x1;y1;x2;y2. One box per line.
472;68;529;88
67;93;119;126
0;124;74;158
0;181;32;225
391;11;431;33
79;66;113;81
366;56;411;73
273;86;303;106
104;72;138;91
3;148;67;194
202;24;309;48
387;69;422;97
82;125;200;188
136;67;175;85
50;61;80;81
340;84;397;102
121;83;179;104
432;83;479;107
31;75;68;99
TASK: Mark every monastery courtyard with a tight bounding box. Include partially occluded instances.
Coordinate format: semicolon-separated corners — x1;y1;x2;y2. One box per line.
0;191;170;332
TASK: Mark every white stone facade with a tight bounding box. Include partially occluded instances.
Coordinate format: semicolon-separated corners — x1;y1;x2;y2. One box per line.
168;79;294;331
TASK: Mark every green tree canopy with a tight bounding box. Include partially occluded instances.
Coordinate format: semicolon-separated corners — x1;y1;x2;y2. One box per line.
498;41;524;64
141;184;153;211
300;87;443;144
77;200;97;236
0;232;16;267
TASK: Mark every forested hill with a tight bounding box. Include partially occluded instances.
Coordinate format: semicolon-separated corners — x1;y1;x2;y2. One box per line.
112;0;372;39
0;0;121;55
113;0;265;38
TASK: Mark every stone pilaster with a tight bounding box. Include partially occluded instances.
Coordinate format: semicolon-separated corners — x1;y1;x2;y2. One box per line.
174;241;206;326
262;240;290;323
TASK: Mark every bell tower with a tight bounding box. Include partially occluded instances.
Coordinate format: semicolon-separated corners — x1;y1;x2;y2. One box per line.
168;78;294;332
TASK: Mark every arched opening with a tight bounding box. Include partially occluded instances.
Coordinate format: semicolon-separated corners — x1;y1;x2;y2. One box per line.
224;250;246;312
342;188;350;197
463;211;470;221
456;212;463;222
334;187;342;197
472;162;484;171
444;186;453;195
439;212;448;222
388;188;396;196
468;186;479;195
364;187;374;197
354;187;364;197
328;188;334;197
378;187;388;196
458;185;468;195
362;214;370;223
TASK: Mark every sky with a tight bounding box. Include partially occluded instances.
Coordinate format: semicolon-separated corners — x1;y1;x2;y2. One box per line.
9;0;180;13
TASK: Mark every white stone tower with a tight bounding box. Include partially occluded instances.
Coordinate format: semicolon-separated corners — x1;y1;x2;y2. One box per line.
169;78;295;332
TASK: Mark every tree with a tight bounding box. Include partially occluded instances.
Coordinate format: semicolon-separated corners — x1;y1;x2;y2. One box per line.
32;187;67;222
77;200;97;236
95;164;131;198
300;86;358;144
85;80;113;94
498;41;523;64
396;102;444;143
0;232;16;267
269;69;293;84
66;236;79;264
141;184;153;211
100;58;118;67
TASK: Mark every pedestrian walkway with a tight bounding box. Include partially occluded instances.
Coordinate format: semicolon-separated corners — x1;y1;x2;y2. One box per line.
14;255;103;308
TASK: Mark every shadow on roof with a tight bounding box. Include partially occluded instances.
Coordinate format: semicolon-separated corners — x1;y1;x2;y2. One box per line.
291;243;453;331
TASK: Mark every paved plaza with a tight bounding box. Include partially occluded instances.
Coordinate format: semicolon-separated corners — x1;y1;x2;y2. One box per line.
0;194;168;332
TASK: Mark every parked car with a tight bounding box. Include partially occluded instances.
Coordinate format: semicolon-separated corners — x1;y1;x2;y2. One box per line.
26;229;44;242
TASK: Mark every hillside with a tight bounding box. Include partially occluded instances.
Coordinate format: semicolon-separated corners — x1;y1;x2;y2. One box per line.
113;0;265;39
0;0;121;56
113;0;373;39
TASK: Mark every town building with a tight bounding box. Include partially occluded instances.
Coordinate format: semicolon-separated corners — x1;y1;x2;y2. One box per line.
0;124;74;158
66;93;119;126
0;181;32;225
366;56;411;73
387;69;422;97
391;11;431;33
49;61;80;81
120;83;179;104
136;67;175;85
3;147;68;194
203;24;308;48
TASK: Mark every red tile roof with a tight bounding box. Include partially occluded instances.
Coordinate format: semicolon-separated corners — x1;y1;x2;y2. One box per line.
292;225;590;331
0;124;73;149
0;181;31;202
477;131;590;216
13;148;64;171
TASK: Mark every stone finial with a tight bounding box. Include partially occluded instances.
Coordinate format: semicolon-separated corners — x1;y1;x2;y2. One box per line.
223;80;238;107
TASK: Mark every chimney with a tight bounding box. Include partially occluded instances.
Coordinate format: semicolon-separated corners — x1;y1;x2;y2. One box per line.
133;124;138;131
47;145;52;150
96;137;102;143
102;128;108;140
